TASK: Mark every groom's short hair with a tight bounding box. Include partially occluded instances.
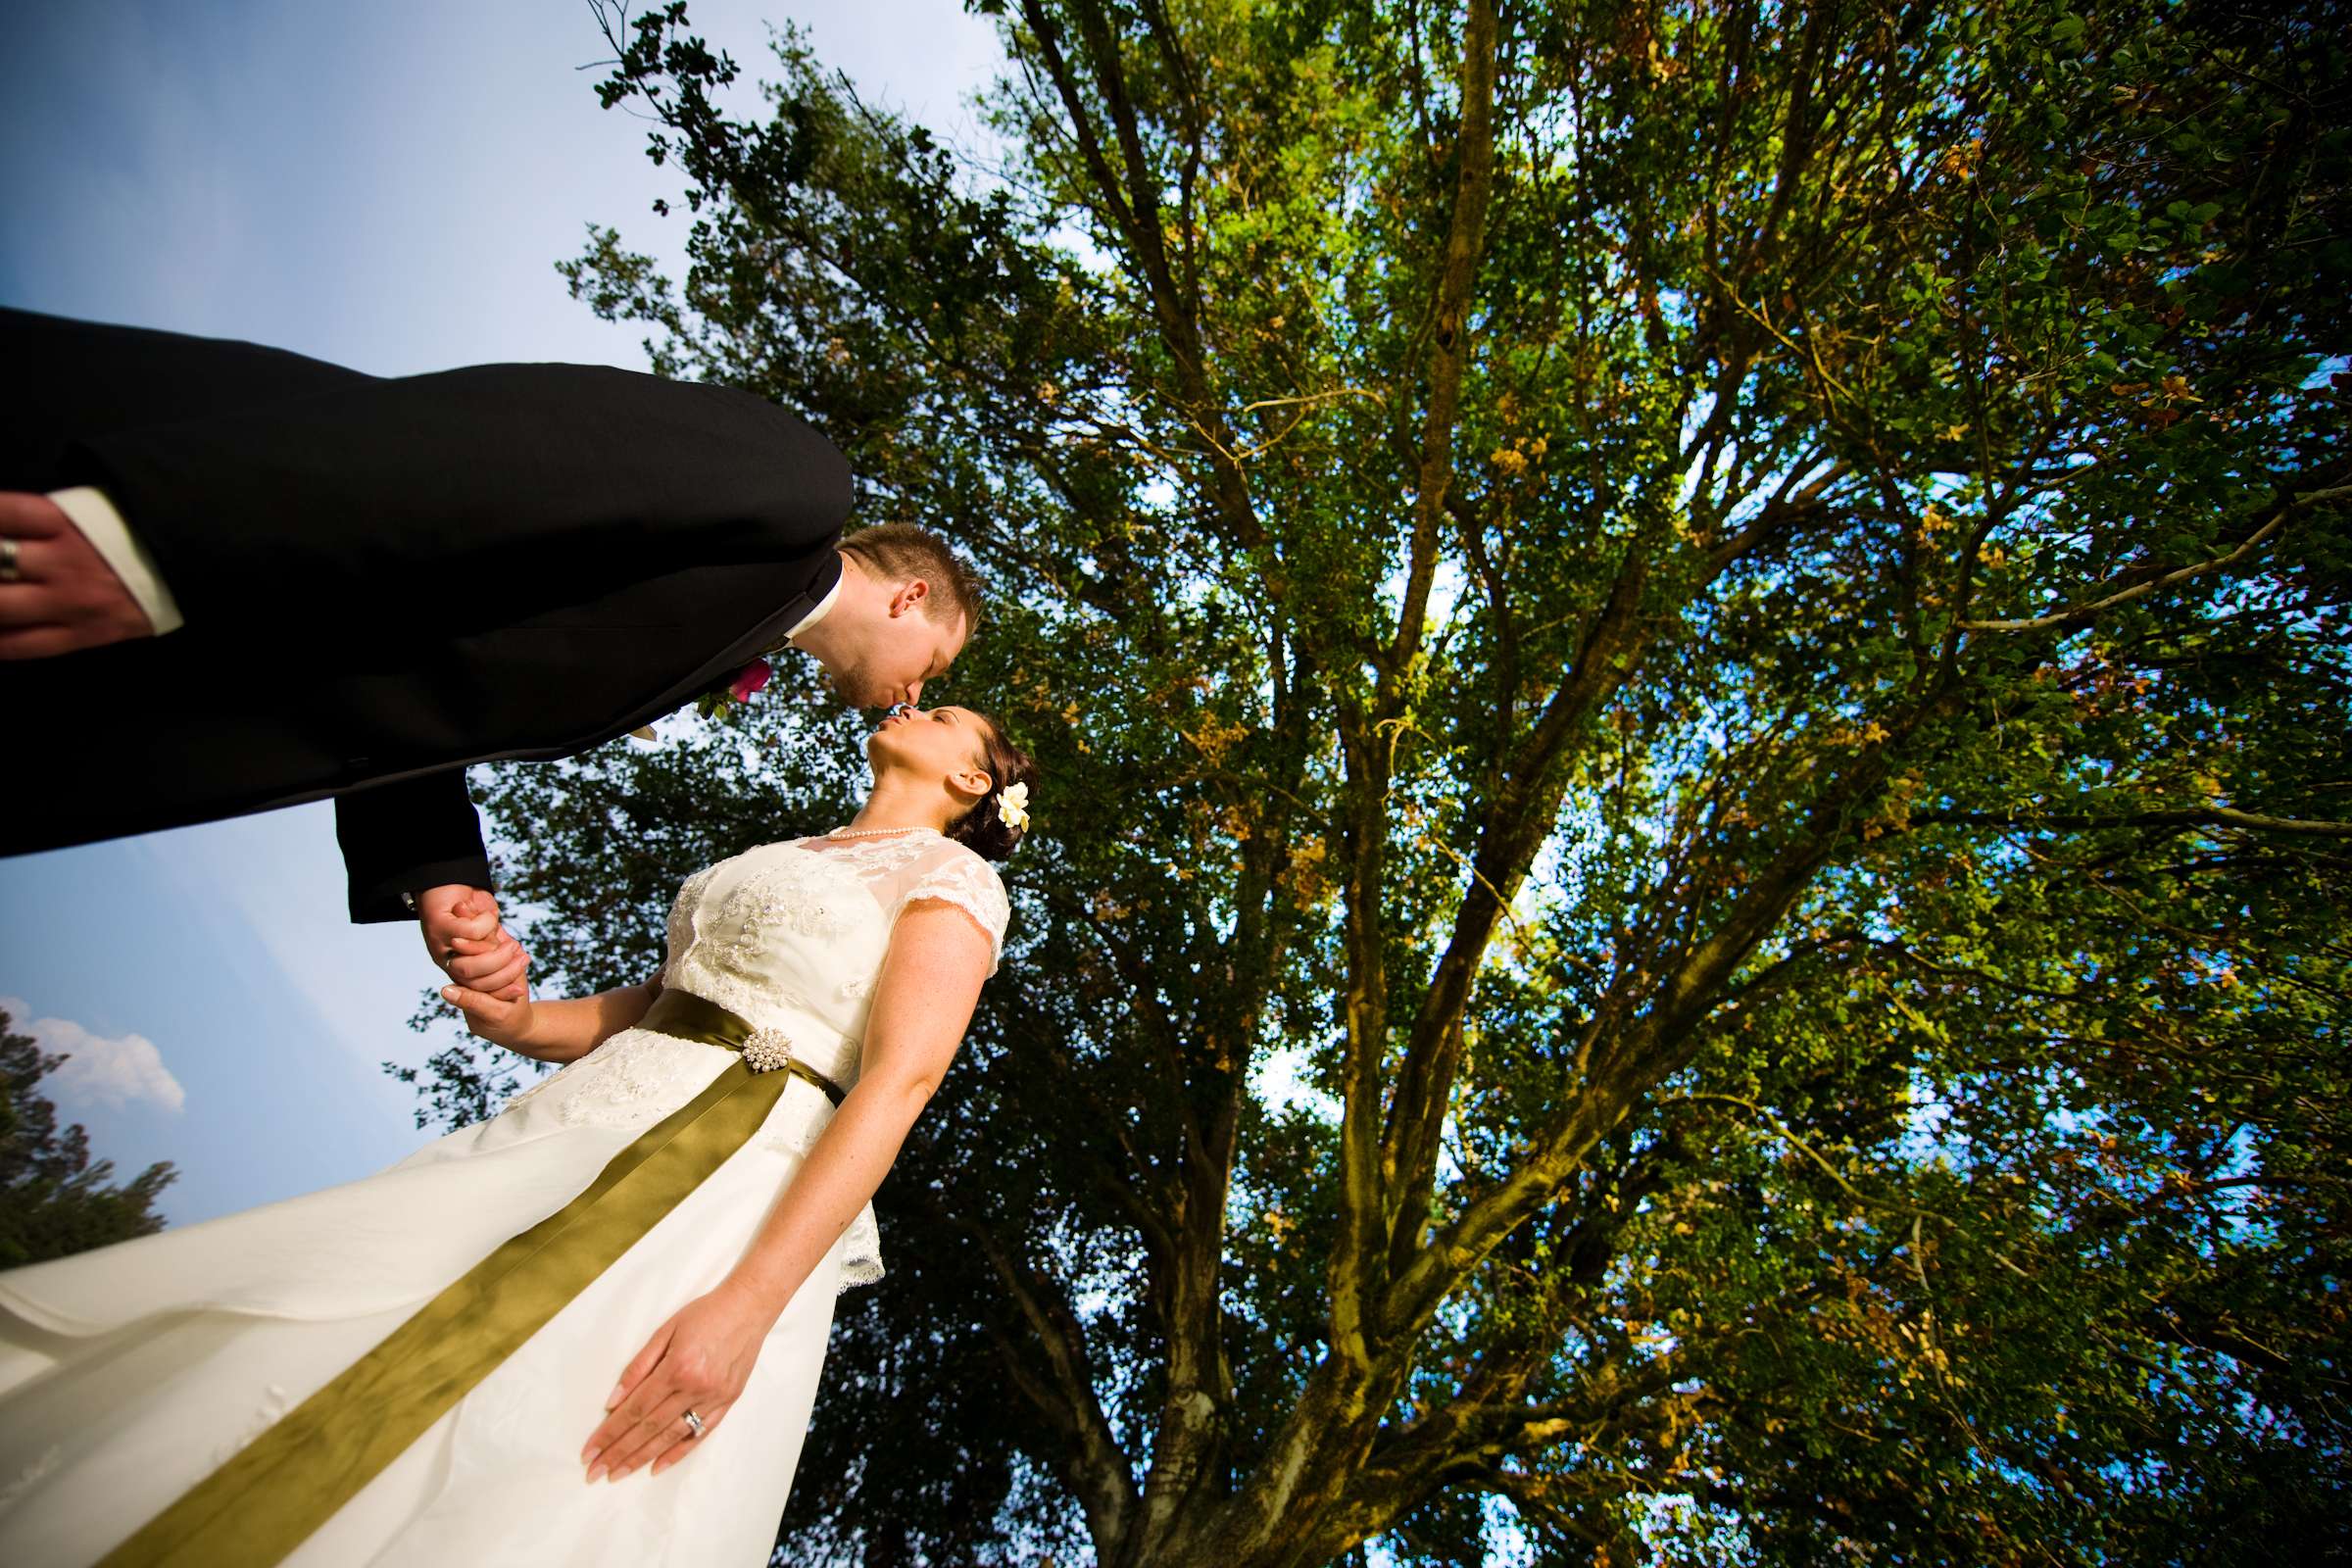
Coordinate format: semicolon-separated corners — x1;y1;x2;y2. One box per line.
841;522;984;630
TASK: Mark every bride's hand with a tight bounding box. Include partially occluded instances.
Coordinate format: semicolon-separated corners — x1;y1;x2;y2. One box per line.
440;982;534;1049
581;1282;778;1483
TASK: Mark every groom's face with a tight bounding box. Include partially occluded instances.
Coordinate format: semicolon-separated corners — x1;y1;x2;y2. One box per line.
834;592;968;710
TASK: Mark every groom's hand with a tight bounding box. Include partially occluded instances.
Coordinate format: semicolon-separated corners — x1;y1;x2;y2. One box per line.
418;884;530;1002
0;492;155;660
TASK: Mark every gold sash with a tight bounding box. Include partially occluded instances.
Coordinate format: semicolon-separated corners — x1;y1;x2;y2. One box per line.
98;991;843;1567
639;990;846;1106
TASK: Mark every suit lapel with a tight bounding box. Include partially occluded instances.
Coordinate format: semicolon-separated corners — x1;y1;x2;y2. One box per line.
621;548;844;732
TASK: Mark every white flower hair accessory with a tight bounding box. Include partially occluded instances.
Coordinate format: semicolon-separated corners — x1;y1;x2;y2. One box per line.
998;781;1031;833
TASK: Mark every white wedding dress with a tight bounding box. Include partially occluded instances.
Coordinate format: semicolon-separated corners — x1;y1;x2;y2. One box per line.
0;828;1007;1567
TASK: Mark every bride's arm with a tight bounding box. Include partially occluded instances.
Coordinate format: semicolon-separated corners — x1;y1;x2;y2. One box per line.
440;976;662;1064
722;904;987;1303
578;902;991;1482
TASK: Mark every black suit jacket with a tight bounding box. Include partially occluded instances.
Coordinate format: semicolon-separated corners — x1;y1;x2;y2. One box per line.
1;308;851;918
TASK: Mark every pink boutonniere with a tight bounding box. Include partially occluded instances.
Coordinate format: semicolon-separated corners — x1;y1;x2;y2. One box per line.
695;658;774;719
729;660;773;702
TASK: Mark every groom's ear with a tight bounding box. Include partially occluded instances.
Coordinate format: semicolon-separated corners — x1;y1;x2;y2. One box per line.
889;578;932;616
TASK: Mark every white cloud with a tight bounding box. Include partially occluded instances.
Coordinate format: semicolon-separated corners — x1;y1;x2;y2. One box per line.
1;996;186;1115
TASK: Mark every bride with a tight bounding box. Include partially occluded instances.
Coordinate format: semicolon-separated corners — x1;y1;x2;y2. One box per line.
0;704;1039;1566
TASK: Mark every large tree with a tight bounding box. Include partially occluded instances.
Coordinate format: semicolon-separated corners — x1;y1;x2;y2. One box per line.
420;0;2350;1559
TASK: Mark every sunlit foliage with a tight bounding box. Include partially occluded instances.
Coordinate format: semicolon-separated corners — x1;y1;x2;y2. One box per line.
415;1;2350;1559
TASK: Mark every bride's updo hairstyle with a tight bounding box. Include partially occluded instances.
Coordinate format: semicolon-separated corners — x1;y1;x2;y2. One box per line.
946;710;1040;862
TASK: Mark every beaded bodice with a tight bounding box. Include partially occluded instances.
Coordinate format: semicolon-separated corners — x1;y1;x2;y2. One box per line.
499;829;1007;1292
658;830;1007;1086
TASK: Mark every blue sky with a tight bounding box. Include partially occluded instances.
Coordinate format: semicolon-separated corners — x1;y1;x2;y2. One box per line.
0;0;1005;1224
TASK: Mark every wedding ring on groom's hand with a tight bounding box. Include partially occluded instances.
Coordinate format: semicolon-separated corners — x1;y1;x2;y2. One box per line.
681;1408;707;1440
0;538;19;582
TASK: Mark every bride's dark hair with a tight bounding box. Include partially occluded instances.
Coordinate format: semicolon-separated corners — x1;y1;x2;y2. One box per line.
947;710;1040;862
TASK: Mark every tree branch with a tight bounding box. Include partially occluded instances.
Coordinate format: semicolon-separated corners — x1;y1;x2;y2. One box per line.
1385;0;1501;686
953;1206;1139;1553
1957;481;2347;633
1911;806;2352;839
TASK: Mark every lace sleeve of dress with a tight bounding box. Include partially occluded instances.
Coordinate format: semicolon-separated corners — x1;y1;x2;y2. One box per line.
897;849;1010;973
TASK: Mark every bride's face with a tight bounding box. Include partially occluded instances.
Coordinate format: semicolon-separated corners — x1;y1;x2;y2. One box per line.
868;706;993;802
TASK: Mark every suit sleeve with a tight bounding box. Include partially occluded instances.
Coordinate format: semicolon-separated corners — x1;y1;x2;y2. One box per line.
335;771;496;924
53;364;853;632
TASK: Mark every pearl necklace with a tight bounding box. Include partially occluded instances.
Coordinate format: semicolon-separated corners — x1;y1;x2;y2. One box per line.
826;823;937;841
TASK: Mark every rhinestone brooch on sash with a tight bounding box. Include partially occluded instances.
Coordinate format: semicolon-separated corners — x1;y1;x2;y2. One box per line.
741;1026;795;1074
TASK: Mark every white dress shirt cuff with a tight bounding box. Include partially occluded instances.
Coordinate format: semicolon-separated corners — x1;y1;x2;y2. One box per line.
46;486;185;636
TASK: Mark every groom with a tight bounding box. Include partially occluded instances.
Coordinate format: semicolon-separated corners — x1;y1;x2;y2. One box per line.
0;306;980;999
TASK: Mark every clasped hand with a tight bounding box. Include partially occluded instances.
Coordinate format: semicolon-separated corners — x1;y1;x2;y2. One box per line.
418;884;529;1005
580;1282;778;1483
